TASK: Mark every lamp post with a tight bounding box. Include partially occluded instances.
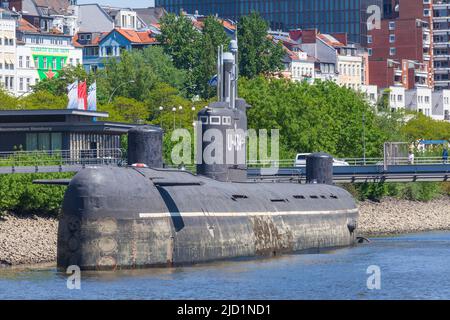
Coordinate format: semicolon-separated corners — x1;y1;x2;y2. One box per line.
178;105;183;128
172;107;176;130
191;106;196;125
159;106;163;128
108;80;135;104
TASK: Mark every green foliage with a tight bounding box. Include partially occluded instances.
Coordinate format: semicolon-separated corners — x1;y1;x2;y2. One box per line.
349;182;444;203
238;12;285;78
17;91;67;109
193;16;230;99
239;77;385;159
32;65;93;96
98;46;187;106
0;88;19;110
401;113;450;144
99;97;149;124
0;173;72;216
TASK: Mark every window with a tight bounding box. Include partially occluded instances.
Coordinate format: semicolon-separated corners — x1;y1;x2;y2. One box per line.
390;47;396;56
19;78;24;91
34;57;39;68
43;57;47;69
389;34;395;43
424;9;430;17
18;56;23;68
222;116;232;125
26;78;31;91
389;21;396;30
368;48;373;56
26;56;30;68
398;95;403;102
210;116;221;125
52;58;57;70
367;35;372;44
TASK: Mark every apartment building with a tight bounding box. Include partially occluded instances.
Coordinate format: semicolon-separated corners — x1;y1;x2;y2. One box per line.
368;0;434;89
0;9;17;94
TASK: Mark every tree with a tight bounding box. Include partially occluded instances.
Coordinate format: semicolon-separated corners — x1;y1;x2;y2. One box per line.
239;77;388;159
32;65;93;97
157;13;201;71
18;91;67;110
99;97;149;124
0;88;18;110
238;12;285;78
193;16;230;99
402;113;450;143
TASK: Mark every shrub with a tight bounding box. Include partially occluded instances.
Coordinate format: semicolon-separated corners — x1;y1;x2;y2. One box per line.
0;173;73;216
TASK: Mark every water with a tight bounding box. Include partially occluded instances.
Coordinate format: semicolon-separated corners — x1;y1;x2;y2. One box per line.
1;232;450;300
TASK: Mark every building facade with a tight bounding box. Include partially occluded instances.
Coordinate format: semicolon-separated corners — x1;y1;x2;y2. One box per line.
0;10;17;94
15;18;82;95
368;0;434;90
156;0;383;44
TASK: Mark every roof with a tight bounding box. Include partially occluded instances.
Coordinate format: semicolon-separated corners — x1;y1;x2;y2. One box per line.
17;18;39;33
134;7;166;26
114;28;157;45
77;4;114;33
0;109;109;118
34;0;72;15
318;34;344;47
73;31;107;47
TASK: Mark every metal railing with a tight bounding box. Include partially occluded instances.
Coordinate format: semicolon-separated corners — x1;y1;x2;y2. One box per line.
0;149;124;167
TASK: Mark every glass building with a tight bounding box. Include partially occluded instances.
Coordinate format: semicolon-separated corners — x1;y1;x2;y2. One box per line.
156;0;383;44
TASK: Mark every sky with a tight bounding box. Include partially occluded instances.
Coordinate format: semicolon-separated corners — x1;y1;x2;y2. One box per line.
77;0;155;8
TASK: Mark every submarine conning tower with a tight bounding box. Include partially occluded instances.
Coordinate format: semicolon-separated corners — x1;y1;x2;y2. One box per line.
196;41;250;182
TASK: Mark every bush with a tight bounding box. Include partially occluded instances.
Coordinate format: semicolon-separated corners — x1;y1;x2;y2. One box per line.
0;173;73;216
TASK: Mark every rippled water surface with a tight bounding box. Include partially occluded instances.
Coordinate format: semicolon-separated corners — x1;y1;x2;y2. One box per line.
1;232;450;300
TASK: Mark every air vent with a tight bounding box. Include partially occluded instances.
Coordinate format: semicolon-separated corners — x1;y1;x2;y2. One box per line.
330;194;339;199
232;194;248;201
271;199;288;203
320;195;327;199
310;195;319;199
293;195;305;199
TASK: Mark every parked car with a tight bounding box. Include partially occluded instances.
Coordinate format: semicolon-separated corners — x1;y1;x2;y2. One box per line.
294;153;350;167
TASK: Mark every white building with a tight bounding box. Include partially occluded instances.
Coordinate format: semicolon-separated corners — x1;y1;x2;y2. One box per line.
288;50;315;83
0;11;17;94
432;90;450;121
360;85;378;106
388;86;406;111
405;87;432;117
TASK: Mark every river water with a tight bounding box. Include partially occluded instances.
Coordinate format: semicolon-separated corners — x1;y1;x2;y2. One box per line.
1;232;449;300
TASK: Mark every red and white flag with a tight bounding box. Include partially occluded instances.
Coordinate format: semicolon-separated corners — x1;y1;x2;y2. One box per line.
77;80;88;110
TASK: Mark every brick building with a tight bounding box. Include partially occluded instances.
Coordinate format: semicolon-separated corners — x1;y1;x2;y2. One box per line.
367;0;434;89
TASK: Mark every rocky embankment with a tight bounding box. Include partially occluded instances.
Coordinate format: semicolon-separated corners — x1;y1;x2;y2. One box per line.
358;197;450;236
0;213;58;266
1;197;450;266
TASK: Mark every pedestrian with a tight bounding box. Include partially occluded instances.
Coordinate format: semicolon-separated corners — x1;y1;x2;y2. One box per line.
408;150;415;165
443;148;449;164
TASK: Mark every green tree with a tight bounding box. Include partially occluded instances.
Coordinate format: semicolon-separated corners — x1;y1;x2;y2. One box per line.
193;16;230;99
238;12;285;78
157;13;202;71
402;113;450;143
18;91;67;110
99;97;149;123
0;88;18;110
32;65;93;96
239;77;387;159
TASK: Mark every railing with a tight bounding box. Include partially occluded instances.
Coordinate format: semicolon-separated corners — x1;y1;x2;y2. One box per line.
0;149;124;167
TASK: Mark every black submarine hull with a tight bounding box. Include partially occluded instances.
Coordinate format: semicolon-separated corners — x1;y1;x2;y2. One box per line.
57;167;358;270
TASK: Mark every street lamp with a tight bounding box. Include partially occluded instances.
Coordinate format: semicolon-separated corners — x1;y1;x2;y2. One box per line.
172;107;177;130
159;106;164;128
178;106;183;128
108;80;136;104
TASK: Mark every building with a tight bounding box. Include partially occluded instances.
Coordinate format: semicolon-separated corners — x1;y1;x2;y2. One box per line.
433;1;450;90
0;109;135;153
15;17;82;95
0;9;18;94
367;0;434;89
156;0;383;44
360;84;378;106
405;86;433;116
74;28;157;72
75;3;114;33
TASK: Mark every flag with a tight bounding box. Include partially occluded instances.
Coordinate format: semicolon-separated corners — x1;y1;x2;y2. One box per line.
88;82;97;111
208;74;218;87
77;80;87;110
67;81;78;109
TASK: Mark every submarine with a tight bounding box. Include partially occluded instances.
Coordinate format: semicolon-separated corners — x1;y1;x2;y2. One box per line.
56;41;359;270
